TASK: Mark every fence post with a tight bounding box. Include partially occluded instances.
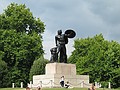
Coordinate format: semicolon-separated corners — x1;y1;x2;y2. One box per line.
95;82;97;88
21;82;23;88
30;81;32;88
40;81;42;87
99;83;101;88
97;82;100;88
81;81;84;88
50;80;53;88
108;82;111;89
12;83;15;88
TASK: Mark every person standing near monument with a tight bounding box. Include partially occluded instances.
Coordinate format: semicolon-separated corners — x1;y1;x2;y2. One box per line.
60;76;65;87
55;30;68;63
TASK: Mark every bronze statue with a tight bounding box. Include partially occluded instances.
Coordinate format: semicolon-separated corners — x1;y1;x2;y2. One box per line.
50;29;76;63
55;30;68;63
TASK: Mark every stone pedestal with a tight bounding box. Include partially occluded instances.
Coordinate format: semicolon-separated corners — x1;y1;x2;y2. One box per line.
46;63;76;75
33;63;89;88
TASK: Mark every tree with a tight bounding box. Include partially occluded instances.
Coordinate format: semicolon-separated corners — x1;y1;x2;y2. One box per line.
0;3;45;87
0;59;8;87
68;34;120;88
0;29;44;87
0;3;45;34
29;56;49;81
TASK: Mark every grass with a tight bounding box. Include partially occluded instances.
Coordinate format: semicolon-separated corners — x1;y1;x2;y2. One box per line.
0;88;120;90
0;88;24;90
38;88;120;90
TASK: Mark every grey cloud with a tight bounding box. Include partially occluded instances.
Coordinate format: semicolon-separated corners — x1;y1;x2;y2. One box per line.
87;0;120;25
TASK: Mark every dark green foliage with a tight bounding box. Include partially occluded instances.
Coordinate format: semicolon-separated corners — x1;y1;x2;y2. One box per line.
0;3;45;87
29;56;49;81
0;3;45;34
0;30;44;87
0;60;8;87
68;34;120;88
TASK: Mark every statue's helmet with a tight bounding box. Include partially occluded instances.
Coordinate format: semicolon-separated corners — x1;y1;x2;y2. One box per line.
58;30;62;35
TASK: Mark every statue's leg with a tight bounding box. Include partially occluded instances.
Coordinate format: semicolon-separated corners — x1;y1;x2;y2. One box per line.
56;45;61;62
58;45;64;63
55;53;58;62
64;55;67;63
63;46;67;63
60;51;63;62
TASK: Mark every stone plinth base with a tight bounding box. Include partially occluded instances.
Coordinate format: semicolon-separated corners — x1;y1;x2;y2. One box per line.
46;63;76;75
33;63;90;88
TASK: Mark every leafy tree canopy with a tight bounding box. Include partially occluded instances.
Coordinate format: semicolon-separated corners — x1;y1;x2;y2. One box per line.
0;3;45;34
0;3;45;87
0;59;8;87
29;56;49;81
68;34;120;88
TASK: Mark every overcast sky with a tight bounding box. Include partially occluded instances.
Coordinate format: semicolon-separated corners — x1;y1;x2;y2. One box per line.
0;0;120;59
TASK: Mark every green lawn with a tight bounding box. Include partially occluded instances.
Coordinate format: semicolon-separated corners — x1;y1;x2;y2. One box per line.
0;88;25;90
0;88;120;90
41;88;120;90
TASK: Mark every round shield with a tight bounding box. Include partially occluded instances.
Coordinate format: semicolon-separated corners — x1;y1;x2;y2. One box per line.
65;29;76;38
